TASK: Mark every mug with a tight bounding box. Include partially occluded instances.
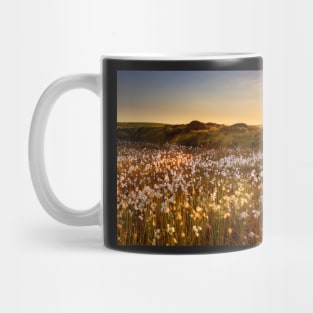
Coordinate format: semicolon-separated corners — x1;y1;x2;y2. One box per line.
29;53;263;253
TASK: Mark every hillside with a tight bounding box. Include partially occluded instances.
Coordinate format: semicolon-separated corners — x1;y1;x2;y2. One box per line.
117;121;262;148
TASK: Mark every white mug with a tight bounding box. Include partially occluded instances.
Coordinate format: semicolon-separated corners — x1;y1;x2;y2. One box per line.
29;53;263;253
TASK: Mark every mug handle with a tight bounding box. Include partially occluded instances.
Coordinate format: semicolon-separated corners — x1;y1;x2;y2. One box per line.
29;74;101;226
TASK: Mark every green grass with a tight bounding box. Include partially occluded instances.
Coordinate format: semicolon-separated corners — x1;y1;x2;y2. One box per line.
117;121;262;149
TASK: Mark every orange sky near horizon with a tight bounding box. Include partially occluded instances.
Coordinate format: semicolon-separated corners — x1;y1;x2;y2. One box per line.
117;70;262;126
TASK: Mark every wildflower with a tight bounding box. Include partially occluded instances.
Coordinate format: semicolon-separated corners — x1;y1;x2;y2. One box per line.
213;204;221;212
184;202;191;209
252;210;260;219
240;211;248;219
164;207;170;214
240;197;248;207
192;225;202;237
117;142;262;247
196;206;203;213
224;213;230;219
166;224;175;235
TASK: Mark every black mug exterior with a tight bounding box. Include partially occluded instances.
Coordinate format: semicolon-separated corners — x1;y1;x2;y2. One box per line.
102;56;263;254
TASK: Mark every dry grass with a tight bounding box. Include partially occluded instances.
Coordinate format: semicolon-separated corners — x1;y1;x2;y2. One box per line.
117;142;262;246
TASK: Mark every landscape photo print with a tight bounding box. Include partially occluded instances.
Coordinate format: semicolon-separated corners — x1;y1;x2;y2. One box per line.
117;70;262;247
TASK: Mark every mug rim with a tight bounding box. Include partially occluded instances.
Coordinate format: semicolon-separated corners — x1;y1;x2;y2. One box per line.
102;52;260;61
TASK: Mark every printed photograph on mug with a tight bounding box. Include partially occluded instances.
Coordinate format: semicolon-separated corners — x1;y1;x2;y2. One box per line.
116;69;262;247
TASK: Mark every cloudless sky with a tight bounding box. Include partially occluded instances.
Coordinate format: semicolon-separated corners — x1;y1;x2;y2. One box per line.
117;70;262;125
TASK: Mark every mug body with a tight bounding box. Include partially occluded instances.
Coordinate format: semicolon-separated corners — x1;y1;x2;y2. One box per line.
102;54;263;253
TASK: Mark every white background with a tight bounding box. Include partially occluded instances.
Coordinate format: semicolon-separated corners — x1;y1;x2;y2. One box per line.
1;0;313;312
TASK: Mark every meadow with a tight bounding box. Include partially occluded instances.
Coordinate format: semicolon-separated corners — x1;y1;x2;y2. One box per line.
117;123;262;246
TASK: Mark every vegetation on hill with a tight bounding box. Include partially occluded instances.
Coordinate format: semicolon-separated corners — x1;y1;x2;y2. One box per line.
117;121;262;149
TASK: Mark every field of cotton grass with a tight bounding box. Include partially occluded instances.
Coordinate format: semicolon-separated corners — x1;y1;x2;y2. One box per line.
117;142;262;246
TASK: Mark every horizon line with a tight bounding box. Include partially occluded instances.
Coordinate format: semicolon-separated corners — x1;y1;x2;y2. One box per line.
117;121;263;127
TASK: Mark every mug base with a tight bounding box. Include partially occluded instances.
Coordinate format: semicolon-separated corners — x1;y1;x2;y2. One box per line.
104;242;262;254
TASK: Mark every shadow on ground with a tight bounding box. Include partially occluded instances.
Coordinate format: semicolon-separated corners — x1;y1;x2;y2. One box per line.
26;223;109;252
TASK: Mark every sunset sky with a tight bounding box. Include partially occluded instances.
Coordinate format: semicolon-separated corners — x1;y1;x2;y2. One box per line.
117;70;262;125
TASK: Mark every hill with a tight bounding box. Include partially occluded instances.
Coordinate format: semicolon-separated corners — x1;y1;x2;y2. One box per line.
117;121;262;149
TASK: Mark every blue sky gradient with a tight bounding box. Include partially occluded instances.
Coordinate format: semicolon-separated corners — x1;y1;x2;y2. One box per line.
117;70;262;125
